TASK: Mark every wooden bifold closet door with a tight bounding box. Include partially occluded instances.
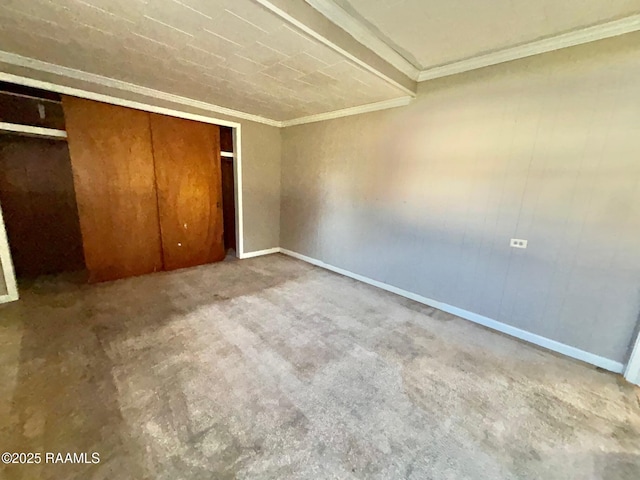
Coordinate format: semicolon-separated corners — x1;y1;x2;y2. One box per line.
62;96;164;282
63;97;225;281
149;113;225;270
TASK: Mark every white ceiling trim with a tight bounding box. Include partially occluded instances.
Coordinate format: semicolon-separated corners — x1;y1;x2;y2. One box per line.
0;70;247;129
299;3;640;84
281;96;412;127
0;51;280;127
253;0;416;96
0;51;414;128
418;14;640;81
304;0;420;80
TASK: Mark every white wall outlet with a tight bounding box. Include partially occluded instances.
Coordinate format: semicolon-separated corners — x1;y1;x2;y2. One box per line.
510;238;528;249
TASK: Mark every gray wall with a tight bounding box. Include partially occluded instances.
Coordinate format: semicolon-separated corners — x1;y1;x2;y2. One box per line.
281;32;640;363
240;121;281;253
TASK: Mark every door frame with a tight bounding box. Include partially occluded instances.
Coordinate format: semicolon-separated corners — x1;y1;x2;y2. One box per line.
0;73;247;303
232;126;244;259
625;332;640;385
0;200;19;303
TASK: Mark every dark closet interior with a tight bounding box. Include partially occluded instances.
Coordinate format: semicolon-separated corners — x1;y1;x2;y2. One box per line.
0;135;85;277
0;80;65;130
220;126;237;253
0;81;238;285
0;83;85;278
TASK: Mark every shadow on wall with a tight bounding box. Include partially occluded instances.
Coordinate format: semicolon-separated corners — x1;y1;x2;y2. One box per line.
281;34;640;364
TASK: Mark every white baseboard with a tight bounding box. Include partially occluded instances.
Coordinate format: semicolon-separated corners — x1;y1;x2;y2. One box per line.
239;247;282;259
279;248;625;375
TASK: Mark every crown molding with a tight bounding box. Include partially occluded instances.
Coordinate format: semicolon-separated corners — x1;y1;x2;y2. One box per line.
304;0;420;80
0;71;254;129
281;96;412;127
0;51;415;129
3;12;637;132
301;3;640;85
418;14;640;82
0;51;282;127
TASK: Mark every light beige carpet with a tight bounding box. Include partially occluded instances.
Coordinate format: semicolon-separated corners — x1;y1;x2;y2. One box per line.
0;253;638;479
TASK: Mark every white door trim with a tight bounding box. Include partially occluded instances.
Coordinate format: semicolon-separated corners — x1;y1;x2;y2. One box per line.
233;126;245;259
0;201;18;304
624;329;640;385
0;73;248;300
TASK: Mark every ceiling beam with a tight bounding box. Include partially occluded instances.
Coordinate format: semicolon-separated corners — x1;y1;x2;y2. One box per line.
253;0;417;96
304;0;420;80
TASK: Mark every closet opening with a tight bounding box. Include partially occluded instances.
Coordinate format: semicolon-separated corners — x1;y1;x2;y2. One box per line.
0;79;243;301
0;82;86;283
220;125;237;259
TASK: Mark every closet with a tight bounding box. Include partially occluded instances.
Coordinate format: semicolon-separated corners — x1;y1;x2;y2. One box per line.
0;83;85;278
1;84;232;286
220;126;237;253
62;96;226;283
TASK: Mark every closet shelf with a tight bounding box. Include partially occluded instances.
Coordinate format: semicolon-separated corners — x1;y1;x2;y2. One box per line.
0;122;67;140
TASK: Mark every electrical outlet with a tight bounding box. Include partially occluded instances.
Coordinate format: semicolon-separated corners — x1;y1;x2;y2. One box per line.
510;238;528;249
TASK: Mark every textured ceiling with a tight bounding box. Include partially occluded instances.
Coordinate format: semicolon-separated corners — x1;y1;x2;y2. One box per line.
0;0;408;121
336;0;640;68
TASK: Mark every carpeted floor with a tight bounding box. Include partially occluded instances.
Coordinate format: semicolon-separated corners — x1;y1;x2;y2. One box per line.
0;253;638;480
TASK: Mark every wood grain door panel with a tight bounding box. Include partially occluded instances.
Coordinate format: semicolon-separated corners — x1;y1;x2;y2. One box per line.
62;96;163;282
149;114;224;270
